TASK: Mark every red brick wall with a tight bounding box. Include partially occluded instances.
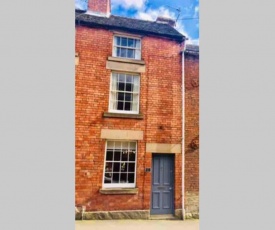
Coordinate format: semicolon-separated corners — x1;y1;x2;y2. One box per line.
75;25;184;212
88;0;110;14
184;53;199;215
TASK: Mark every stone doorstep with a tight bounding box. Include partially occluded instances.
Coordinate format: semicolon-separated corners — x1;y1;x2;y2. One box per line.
149;214;179;220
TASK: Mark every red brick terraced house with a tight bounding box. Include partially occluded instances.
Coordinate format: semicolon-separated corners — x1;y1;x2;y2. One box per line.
75;0;199;220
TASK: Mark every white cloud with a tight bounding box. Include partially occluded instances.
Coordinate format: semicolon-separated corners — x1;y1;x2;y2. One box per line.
136;6;176;21
112;0;147;10
186;38;199;45
193;6;199;17
135;6;190;38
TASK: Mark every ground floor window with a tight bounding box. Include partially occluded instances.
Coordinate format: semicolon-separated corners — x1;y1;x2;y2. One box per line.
103;141;137;188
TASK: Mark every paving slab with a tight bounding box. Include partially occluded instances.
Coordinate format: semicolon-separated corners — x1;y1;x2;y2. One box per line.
75;219;199;230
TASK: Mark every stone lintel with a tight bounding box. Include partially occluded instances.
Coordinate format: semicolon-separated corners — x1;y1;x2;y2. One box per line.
146;143;181;153
101;129;143;140
106;57;145;73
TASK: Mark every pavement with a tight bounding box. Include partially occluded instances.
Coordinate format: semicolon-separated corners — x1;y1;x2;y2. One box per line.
75;219;199;230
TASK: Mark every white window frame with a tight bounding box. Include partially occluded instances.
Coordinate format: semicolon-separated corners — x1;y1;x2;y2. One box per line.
113;35;142;60
102;140;138;188
108;72;140;114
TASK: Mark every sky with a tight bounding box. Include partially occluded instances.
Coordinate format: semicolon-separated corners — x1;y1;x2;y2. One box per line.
111;0;199;45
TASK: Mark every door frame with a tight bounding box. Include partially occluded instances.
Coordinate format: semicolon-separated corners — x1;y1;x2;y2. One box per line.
150;153;175;215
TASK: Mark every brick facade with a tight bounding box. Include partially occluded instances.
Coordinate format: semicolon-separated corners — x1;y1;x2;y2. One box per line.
75;25;184;212
75;5;199;219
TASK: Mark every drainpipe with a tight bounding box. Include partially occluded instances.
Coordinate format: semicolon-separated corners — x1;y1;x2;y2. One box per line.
181;41;186;220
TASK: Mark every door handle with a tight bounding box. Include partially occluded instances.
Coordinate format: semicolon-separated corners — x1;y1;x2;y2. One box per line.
169;187;172;190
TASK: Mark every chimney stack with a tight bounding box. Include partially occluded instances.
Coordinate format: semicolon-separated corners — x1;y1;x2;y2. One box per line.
88;0;111;16
156;16;176;27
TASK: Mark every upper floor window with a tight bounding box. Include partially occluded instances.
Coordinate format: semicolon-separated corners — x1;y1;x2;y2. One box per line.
113;35;141;60
109;72;140;114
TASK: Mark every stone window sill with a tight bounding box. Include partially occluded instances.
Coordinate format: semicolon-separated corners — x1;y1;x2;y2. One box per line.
99;188;138;195
103;112;143;119
108;56;145;65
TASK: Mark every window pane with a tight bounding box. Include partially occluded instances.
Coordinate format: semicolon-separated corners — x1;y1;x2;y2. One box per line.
118;82;125;91
114;151;121;161
126;75;133;83
120;162;127;172
116;47;121;57
125;83;132;92
129;151;136;161
113;173;119;183
125;93;132;102
121;48;127;57
112;75;117;90
135;49;141;59
113;162;120;172
118;74;125;82
132;102;138;112
121;151;128;161
107;141;115;149
128;38;134;47
132;94;138;103
122;142;128;149
111;99;118;110
105;162;113;172
114;141;121;149
133;77;139;92
121;37;127;46
117;101;124;110
104;173;112;183
128;163;135;172
129;142;136;149
110;92;117;103
106;150;113;161
127;49;134;59
135;39;141;48
118;92;124;101
128;173;135;183
120;173;127;183
115;36;121;46
125;102;131;111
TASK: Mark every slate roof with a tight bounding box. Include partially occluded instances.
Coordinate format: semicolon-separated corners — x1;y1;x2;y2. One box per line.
185;44;199;56
75;12;185;42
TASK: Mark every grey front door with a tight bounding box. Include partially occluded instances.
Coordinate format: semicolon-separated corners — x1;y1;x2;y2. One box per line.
151;154;174;215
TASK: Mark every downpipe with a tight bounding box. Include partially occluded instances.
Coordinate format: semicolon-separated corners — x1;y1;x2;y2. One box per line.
181;42;186;220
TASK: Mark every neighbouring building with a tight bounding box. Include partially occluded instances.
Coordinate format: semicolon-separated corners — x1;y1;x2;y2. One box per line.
75;0;199;220
184;44;199;218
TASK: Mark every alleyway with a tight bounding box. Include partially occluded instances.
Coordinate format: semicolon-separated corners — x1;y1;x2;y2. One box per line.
75;219;199;230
